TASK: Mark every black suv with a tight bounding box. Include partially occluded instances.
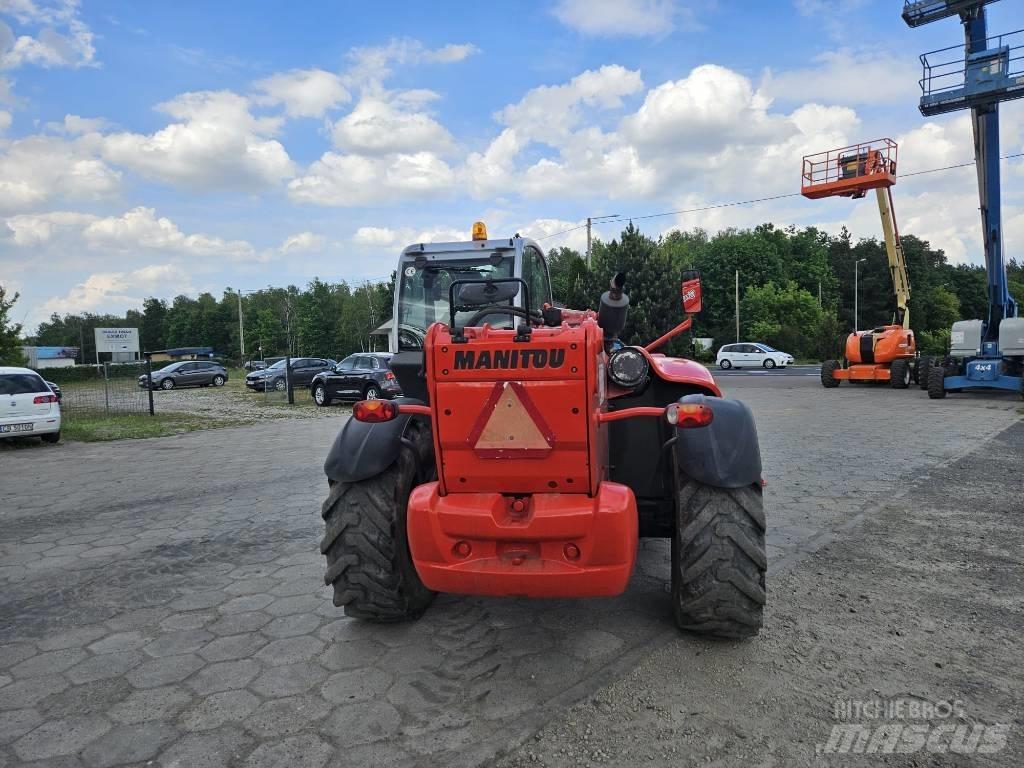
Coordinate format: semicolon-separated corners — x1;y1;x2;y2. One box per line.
244;357;336;392
310;353;401;406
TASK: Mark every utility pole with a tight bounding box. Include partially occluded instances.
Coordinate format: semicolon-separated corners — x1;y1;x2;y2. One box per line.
735;269;740;342
586;217;592;268
818;281;822;307
236;291;245;360
585;214;621;268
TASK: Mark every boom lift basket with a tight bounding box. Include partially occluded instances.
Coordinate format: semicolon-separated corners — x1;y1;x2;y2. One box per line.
801;139;897;200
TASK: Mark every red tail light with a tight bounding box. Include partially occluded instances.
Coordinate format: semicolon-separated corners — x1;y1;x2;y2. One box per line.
665;402;713;428
353;399;398;423
33;394;59;404
385;371;396;381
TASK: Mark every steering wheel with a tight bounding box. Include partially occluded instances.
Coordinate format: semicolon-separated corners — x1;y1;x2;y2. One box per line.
463;305;543;328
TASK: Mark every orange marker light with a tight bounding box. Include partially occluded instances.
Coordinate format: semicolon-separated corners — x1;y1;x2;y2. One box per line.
471;220;488;240
353;399;398;423
665;403;713;428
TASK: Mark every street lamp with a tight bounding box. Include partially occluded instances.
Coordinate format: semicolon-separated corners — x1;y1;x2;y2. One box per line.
854;258;867;332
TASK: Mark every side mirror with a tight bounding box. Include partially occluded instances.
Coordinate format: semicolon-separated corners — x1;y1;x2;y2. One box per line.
457;280;519;306
681;270;702;315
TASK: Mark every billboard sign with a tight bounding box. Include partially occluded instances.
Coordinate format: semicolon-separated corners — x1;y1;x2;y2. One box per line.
94;328;140;354
35;346;79;360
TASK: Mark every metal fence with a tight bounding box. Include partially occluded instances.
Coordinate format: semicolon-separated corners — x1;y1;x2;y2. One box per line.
58;362;154;416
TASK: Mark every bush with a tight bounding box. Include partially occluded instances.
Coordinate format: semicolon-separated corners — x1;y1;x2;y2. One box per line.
917;329;950;356
40;363;147;383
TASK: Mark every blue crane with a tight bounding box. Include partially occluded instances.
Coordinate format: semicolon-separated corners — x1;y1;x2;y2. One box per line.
903;0;1024;398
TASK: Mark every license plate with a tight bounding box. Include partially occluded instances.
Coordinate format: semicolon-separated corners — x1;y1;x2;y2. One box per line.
0;423;34;433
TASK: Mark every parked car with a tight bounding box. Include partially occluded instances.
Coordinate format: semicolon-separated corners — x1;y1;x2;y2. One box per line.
0;367;61;443
138;361;229;390
716;343;795;369
45;381;62;403
311;353;401;406
244;357;337;392
243;360;267;371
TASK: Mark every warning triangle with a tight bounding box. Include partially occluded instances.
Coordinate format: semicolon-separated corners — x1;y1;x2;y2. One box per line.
470;382;553;457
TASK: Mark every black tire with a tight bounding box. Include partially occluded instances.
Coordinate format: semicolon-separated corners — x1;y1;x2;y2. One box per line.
212;375;226;387
821;359;841;388
763;358;776;369
890;358;910;389
719;359;732;369
364;384;382;400
927;365;947;399
671;477;766;639
313;383;330;407
41;431;60;444
320;421;435;621
161;378;175;390
917;356;932;390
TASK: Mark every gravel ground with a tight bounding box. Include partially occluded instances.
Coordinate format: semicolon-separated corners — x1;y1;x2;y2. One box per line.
497;420;1024;767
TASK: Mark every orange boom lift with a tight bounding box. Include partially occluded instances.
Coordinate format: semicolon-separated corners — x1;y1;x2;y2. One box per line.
801;139;919;388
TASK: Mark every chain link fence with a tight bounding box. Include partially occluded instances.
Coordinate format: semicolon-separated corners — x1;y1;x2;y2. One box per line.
56;362;155;416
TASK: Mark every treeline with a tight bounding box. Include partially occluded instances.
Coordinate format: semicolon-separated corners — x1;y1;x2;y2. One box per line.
18;223;1024;364
28;279;394;364
549;223;1024;359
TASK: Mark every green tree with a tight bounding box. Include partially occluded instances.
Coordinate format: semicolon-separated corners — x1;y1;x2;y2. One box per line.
740;281;825;358
0;285;28;366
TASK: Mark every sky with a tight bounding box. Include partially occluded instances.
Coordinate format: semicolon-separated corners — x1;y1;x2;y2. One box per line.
1;0;1023;330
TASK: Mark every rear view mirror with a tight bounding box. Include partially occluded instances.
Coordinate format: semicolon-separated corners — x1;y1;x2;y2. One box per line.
681;270;702;315
457;280;518;306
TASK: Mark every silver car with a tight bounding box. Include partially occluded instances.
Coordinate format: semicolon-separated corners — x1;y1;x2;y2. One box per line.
138;361;228;390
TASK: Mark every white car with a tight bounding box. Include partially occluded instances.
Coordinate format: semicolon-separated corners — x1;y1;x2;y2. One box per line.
0;366;61;443
716;343;795;369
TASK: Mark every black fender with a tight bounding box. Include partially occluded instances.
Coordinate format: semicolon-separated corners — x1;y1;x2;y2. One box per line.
672;394;762;489
323;397;427;484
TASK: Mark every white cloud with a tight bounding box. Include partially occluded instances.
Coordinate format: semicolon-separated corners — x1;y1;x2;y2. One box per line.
0;108;9;131
351;224;466;248
3;209;95;244
289;150;454;206
254;68;350;118
0;134;120;211
422;43;478;64
101;90;293;190
552;0;681;37
759;49;919;106
39;264;196;318
0;1;96;70
497;65;643;145
344;38;479;91
519;218;590;253
4;206;259;261
47;113;107;134
331;95;453;155
279;231;325;253
82;207;259;261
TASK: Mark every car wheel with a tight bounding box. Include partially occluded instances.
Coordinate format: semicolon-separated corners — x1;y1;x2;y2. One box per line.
364;385;382;400
161;378;175;390
313;384;330;407
719;359;732;369
212;375;225;387
274;378;286;392
41;431;60;444
763;358;776;369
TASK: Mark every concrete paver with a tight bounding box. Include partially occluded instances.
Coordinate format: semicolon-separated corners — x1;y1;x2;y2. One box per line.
0;381;1018;766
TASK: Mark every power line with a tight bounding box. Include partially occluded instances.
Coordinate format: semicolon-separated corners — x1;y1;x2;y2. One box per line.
535;151;1024;241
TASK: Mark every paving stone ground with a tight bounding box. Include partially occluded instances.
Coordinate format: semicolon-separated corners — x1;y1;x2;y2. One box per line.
0;379;1019;767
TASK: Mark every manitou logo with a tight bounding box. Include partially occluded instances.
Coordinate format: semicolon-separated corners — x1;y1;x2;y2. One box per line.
453;348;566;370
682;288;697;303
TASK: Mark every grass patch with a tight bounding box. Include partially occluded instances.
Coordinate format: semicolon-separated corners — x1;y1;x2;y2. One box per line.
61;410;248;442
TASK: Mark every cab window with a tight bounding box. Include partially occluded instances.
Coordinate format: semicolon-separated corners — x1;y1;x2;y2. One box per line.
521;245;552;313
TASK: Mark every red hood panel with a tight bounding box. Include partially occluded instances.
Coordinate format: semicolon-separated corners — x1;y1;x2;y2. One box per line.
646;353;721;397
